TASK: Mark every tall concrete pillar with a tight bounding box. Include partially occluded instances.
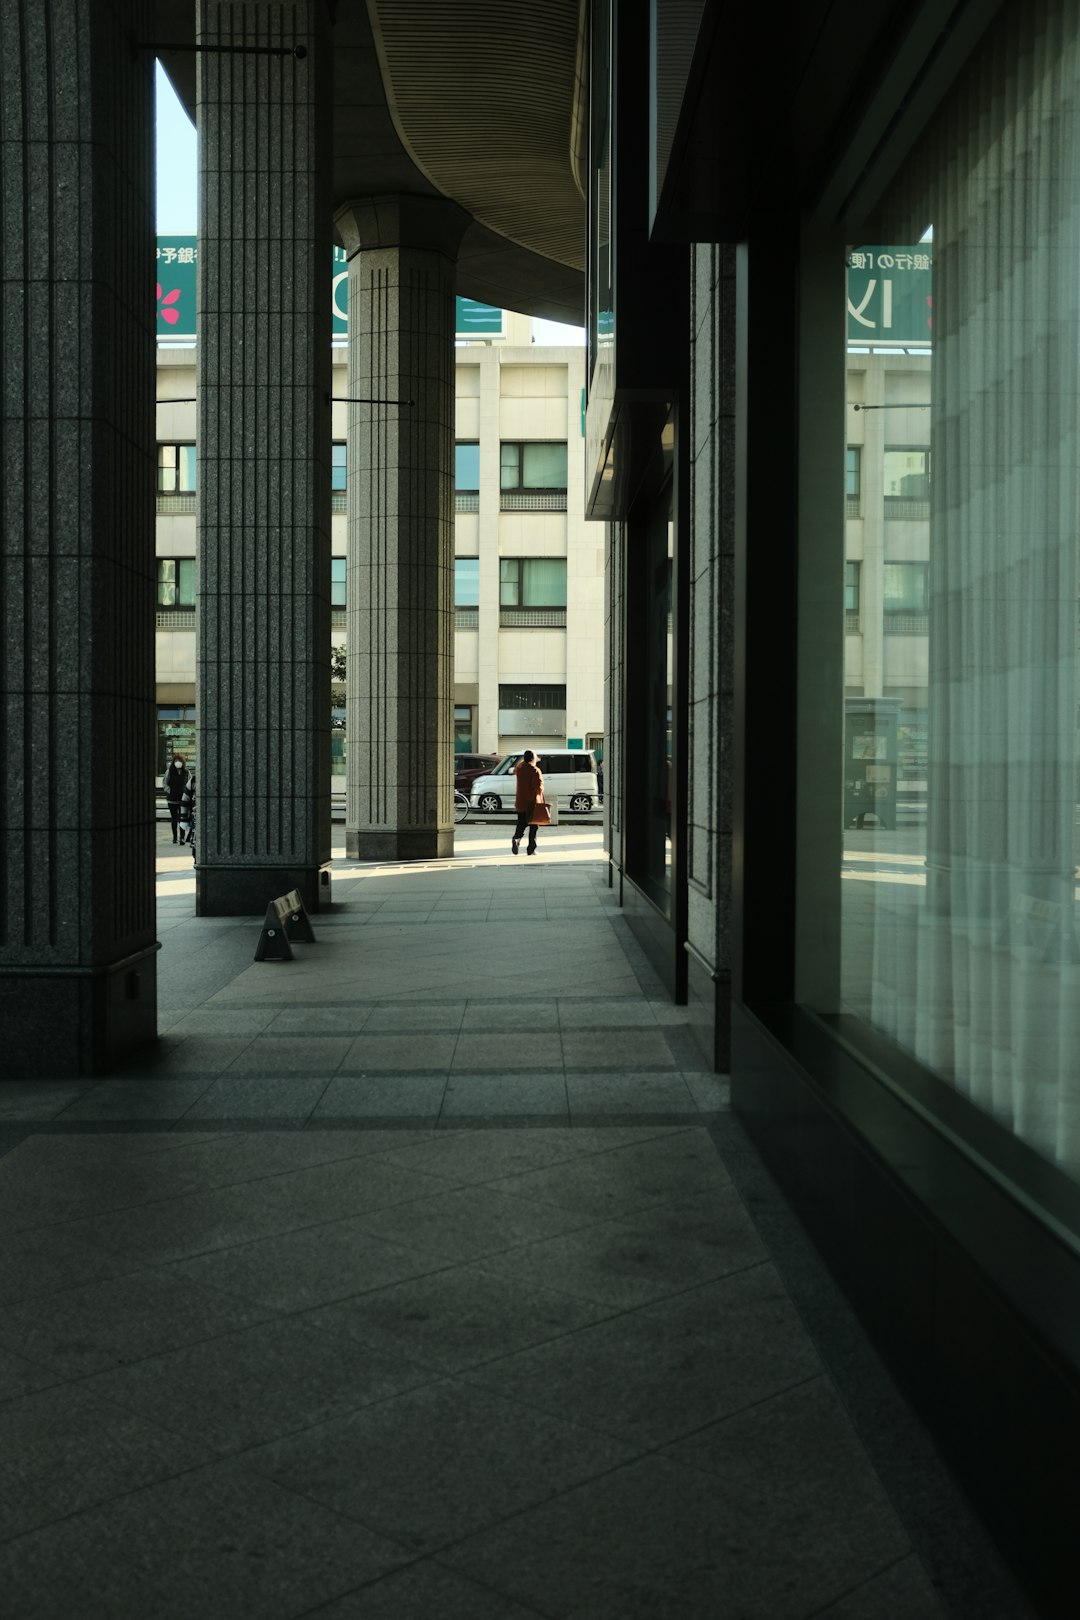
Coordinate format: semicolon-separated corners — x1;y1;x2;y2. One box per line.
196;0;333;914
1;0;157;1077
335;196;468;861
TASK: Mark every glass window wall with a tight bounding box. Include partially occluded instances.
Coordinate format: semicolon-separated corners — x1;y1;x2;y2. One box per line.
455;443;480;490
455;558;479;606
817;0;1080;1200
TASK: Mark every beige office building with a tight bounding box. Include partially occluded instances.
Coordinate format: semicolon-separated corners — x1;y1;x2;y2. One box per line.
154;323;601;778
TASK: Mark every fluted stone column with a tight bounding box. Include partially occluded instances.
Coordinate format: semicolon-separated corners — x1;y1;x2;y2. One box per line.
0;0;157;1077
336;196;468;861
196;0;333;914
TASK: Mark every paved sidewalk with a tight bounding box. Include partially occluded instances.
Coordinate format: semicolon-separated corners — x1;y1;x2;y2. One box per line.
0;829;1028;1618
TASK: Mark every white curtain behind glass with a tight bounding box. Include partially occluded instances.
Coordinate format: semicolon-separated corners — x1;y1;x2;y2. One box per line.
866;0;1080;1172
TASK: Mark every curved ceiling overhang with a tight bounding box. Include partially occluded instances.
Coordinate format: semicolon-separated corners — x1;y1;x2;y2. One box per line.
366;0;586;273
154;0;585;324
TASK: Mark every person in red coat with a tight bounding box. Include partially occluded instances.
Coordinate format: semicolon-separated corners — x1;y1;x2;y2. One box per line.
511;750;545;856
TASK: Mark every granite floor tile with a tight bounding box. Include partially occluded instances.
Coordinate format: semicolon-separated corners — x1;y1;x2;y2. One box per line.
566;1071;699;1115
309;1560;548;1618
490;1127;728;1219
311;1075;448;1120
223;1035;353;1075
0;1223;141;1305
181;1075;331;1120
133;1129;437;1191
115;1036;256;1076
557;1000;660;1028
0;1382;210;1542
81;1315;435;1456
269;1007;373;1033
240;1151;452;1225
347;1183;598;1264
441;1447;907;1620
478;1185;768;1311
813;1555;947;1618
305;1260;613;1376
461;1002;560;1031
451;1035;565;1072
338;1034;458;1073
165;1009;280;1036
683;1071;731;1111
164;1217;449;1312
0;1150;233;1232
241;1378;637;1558
0;1347;63;1403
441;1075;569;1118
363;1004;467;1032
467;1265;823;1448
51;1079;215;1122
379;1127;661;1185
0;1460;410;1620
72;1181;337;1266
0;1082;96;1120
661;1377;918;1580
0;1269;278;1379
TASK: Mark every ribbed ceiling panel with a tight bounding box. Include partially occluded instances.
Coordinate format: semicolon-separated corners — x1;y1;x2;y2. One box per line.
368;0;585;271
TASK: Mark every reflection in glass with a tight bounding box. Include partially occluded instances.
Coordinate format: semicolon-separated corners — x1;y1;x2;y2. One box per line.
837;0;1080;1181
637;492;673;906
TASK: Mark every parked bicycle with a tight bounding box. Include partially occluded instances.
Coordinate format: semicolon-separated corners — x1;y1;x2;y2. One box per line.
454;789;471;823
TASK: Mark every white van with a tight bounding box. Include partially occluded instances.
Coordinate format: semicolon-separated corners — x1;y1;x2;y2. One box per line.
470;749;600;813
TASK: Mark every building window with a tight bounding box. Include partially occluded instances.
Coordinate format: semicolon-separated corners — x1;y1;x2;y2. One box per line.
331;557;346;607
455;558;480;606
500;442;568;491
156;558;195;608
844;561;860;613
454;705;473;752
883;447;930;501
456;443;480;490
157;444;196;493
331;443;346;491
883;561;928;614
845;447;861;498
498;684;567;710
499;558;567;606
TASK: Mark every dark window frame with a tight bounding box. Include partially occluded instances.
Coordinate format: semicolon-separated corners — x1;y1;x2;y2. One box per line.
157;443;196;494
883;445;931;501
156;556;196;608
499;441;569;493
883;559;929;614
498;557;568;607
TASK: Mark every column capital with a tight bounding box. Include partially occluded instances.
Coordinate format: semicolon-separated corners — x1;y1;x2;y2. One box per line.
334;193;470;260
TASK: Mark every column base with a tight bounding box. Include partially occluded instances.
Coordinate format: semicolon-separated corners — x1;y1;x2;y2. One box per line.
346;829;454;861
197;864;332;917
1;943;159;1079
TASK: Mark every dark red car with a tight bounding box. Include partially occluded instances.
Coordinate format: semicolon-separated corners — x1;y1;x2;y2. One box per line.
454;753;503;792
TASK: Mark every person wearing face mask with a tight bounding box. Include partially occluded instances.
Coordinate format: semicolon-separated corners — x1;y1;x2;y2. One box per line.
162;753;190;844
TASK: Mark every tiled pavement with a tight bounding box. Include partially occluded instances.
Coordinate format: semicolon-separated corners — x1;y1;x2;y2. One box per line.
0;827;1031;1617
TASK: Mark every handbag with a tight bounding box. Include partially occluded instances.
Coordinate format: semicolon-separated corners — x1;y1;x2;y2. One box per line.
530;798;554;826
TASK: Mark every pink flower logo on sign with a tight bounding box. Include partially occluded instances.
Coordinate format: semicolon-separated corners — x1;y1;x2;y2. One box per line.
157;283;181;326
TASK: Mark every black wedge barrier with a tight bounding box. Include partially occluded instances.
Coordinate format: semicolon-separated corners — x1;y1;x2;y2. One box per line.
254;889;317;962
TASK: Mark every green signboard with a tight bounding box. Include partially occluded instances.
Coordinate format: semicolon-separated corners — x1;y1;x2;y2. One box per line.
156;236;198;340
847;247;932;345
455;297;502;336
157;237;502;342
332;245;348;337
